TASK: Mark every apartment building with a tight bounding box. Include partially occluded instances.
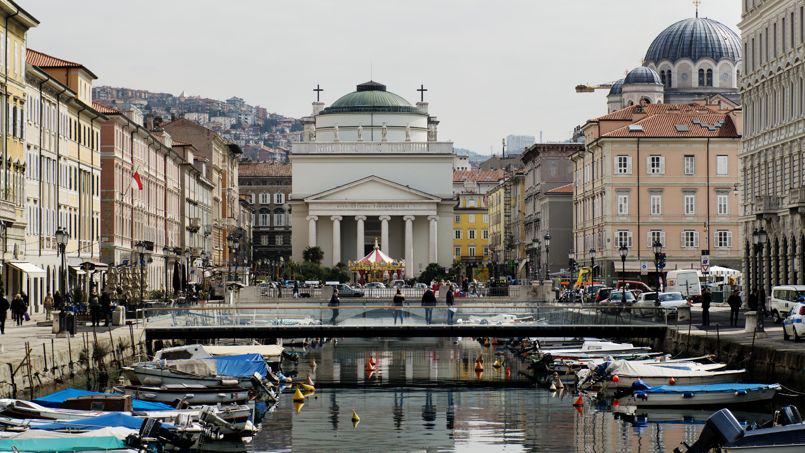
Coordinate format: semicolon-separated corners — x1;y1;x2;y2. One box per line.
238;162;291;266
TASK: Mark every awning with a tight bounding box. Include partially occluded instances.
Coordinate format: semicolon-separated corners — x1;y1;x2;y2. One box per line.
69;266;86;275
8;261;45;276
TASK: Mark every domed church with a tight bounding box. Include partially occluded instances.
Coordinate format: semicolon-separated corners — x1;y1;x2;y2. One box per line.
606;15;742;113
289;81;455;277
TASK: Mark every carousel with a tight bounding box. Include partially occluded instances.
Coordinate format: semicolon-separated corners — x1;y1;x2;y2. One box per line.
348;240;406;284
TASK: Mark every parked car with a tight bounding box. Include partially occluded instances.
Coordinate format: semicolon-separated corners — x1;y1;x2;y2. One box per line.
634;291;688;317
632;292;659;316
615;280;653;293
334;283;364;298
665;270;702;298
390;280;408;289
599;290;636;314
593;287;613;304
770;285;805;324
364;282;386;289
782;302;805;342
413;282;428;290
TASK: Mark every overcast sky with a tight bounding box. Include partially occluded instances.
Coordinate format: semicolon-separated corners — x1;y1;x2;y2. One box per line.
25;0;740;154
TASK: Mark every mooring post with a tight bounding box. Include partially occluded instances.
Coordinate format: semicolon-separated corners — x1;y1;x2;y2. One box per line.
6;363;16;399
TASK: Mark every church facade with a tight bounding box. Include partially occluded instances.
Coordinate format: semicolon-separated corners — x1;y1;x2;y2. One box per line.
289;81;455;278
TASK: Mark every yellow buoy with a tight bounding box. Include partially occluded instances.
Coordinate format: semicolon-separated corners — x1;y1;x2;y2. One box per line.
492;359;502;369
294;401;304;414
292;387;306;403
351;409;360;423
300;383;316;393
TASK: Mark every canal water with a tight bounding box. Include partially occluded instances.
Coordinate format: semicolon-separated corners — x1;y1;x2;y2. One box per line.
247;338;767;452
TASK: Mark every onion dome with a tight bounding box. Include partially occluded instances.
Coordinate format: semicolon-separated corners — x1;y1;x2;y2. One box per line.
644;17;741;64
624;67;662;85
608;79;625;95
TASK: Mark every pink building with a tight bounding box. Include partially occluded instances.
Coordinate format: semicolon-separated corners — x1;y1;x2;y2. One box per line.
571;101;743;284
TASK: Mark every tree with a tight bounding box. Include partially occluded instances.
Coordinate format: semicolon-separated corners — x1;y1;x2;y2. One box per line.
325;263;351;283
418;263;447;284
303;246;324;264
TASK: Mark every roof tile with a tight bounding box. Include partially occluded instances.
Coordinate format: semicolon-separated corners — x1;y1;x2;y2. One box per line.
453;169;505;183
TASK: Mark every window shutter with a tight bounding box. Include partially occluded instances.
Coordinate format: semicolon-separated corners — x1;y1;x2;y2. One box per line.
627;231;633;247
660;231;666;246
659;156;666;174
680;231;686;248
626;157;632;174
646;156;652;174
693;231;700;248
647;231;653;247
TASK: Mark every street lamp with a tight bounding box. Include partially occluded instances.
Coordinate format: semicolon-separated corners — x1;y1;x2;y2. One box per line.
568;251;576;303
589;248;596;279
135;241;146;305
618;244;628;292
55;228;70;295
184;248;192;292
162;246;171;296
543;233;551;281
652;240;663;291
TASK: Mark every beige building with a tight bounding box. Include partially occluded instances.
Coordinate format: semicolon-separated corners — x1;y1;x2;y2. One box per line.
487;171;526;279
572;102;743;283
739;0;805;293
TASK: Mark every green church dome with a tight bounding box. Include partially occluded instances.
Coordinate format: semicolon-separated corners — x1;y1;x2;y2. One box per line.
322;81;424;114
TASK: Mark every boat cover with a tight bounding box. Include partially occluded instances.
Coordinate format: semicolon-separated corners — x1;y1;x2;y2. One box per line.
0;436;125;452
606;360;743;378
34;412;169;431
33;388;174;411
10;426;136;440
636;383;779;394
210;353;268;379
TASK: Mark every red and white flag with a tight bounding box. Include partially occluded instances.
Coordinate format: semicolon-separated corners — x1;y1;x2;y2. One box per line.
132;171;143;191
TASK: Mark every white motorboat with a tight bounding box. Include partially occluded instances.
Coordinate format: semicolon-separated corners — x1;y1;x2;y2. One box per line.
0;399;112;421
614;383;780;408
539;340;652;359
585;359;745;392
114;384;253;406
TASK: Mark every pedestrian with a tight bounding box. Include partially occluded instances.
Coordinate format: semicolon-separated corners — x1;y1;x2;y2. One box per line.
100;291;112;327
757;288;767;330
701;288;711;327
446;284;456;325
43;292;54;321
329;288;340;325
89;290;101;327
748;290;758;311
392;288;405;325
727;289;742;327
293;281;299;298
421;287;436;325
11;294;24;326
53;291;63;312
0;294;8;334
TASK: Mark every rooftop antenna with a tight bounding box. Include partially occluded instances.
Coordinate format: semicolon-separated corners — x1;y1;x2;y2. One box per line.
693;0;701;18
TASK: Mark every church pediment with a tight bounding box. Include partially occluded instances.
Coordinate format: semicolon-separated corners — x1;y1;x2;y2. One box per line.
305;175;441;202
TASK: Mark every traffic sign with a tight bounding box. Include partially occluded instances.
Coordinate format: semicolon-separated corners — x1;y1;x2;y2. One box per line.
640;262;648;275
700;249;710;274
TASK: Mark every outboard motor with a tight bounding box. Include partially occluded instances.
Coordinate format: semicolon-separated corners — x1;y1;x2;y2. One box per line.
674;409;744;453
775;405;803;426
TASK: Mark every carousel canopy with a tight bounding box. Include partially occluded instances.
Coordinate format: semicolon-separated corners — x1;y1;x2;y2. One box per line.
349;241;405;271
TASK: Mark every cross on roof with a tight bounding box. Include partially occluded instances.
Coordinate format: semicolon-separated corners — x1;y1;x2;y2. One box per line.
417;84;428;102
693;0;701;18
313;84;324;102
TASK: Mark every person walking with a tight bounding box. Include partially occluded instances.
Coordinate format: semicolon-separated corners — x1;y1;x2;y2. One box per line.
44;293;54;321
392;288;405;325
293;281;299;298
89;291;101;327
748;290;758;312
701;288;711;327
757;288;767;330
100;291;112;327
11;294;24;326
727;289;742;327
328;288;340;325
53;291;63;312
421;287;436;325
0;294;9;334
446;284;456;325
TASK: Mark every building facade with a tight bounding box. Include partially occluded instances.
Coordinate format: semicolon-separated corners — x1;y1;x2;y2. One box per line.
452;192;489;277
238;162;291;268
572;103;743;283
290;81;455;277
487;172;526;279
22;48;103;310
173;142;214;281
521;143;581;280
739;0;805;294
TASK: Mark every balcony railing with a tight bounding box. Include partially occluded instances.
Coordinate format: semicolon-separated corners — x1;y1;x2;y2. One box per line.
788;188;805;210
753;195;781;215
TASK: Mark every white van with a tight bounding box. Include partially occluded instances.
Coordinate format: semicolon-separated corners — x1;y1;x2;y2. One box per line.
770;285;805;324
665;270;702;298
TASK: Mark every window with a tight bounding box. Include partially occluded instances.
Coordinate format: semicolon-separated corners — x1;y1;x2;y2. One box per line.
717;193;729;215
454;215;460;223
469;230;476;239
482;230;489;239
483;214;489;223
454;247;461;257
647;155;664;174
483;247;489;256
274;213;284;226
615;155;632;174
616;230;632;248
468;198;477;207
260;235;269;246
454;229;461;240
682;230;699;248
649;193;662;216
716;155;728;175
468;214;475;224
684;193;696;215
273;193;284;204
276;235;284;246
706;69;713;86
468;246;476;256
698;68;705;86
259;213;269;226
617;193;629;215
259;193;270;204
648;230;665;248
716;230;732;248
684;155;695;175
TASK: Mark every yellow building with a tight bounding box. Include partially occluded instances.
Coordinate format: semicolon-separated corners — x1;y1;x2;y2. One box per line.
0;1;38;299
452;192;489;280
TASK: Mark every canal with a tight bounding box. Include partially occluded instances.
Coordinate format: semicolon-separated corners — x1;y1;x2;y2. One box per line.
247;338;766;452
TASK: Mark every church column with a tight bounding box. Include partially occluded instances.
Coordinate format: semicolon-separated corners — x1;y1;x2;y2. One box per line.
404;215;415;278
379;215;390;253
427;215;438;264
355;215;367;259
306;215;318;248
331;216;342;265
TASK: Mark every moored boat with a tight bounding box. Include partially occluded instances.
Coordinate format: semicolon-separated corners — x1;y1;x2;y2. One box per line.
614;383;780;408
581;359;745;392
114;384;253;406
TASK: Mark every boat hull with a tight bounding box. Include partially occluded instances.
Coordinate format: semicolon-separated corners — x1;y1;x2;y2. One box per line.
123;366;252;388
116;386;252;406
601;371;745;393
616;387;777;408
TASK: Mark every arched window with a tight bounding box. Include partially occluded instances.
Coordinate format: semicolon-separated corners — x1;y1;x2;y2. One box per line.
706;69;713;86
666;71;672;88
660;71;666;86
698;69;705;86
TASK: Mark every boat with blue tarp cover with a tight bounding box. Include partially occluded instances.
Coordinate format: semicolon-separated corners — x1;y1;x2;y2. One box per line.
33;388;174;412
123;351;271;388
615;382;780;408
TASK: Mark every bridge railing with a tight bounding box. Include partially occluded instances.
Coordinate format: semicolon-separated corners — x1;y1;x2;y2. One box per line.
141;303;673;328
258;285;529;300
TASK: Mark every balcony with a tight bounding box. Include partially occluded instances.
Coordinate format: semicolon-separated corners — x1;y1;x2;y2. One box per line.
187;217;201;233
754;195;781;217
788;188;805;213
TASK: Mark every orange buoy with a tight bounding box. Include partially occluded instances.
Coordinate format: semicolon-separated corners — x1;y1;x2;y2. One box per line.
668;377;676;385
505;367;511;378
369;355;377;367
474;358;484;372
573;394;584;407
612;375;620;383
612;399;620;408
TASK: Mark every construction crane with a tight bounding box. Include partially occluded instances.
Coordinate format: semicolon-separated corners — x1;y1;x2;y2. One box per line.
574;82;615;93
